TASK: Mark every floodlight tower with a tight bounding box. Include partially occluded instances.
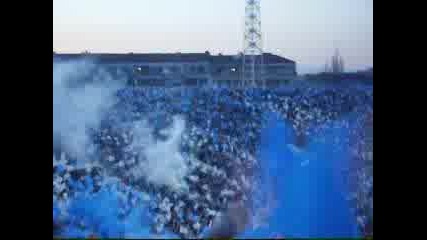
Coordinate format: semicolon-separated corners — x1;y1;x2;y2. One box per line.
242;0;265;88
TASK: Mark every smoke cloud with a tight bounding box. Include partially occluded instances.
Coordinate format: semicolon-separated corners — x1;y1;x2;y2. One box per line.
53;60;124;166
53;60;191;192
127;116;190;192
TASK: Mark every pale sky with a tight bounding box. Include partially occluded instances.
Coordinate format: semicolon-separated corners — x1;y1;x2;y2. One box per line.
53;0;373;74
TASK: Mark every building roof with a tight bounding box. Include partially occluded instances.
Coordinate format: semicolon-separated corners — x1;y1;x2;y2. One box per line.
53;52;295;64
54;53;211;64
210;53;295;64
263;53;295;64
211;55;241;64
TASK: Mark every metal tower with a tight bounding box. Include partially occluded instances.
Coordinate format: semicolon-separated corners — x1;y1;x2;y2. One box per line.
242;0;264;88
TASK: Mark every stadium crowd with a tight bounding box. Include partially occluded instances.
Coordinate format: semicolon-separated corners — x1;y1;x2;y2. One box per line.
53;85;373;238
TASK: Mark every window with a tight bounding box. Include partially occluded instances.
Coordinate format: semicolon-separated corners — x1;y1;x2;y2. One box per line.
156;79;166;86
197;65;206;73
198;78;207;85
136;66;149;75
184;78;198;86
170;65;180;73
158;66;164;74
148;66;161;74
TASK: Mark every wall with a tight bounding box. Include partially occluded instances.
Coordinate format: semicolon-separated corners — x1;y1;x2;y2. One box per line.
58;55;297;88
127;62;212;87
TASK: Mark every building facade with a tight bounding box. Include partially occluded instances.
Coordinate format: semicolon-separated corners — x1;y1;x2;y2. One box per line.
53;52;297;88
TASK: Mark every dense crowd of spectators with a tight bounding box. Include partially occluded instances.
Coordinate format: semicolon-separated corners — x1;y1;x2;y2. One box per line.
53;85;373;238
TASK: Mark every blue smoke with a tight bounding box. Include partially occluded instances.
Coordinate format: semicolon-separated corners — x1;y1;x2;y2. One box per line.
54;178;178;238
240;111;361;238
54;105;366;238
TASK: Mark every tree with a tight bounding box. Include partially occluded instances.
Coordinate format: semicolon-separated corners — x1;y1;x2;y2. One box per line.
324;61;330;73
338;52;345;73
330;48;345;74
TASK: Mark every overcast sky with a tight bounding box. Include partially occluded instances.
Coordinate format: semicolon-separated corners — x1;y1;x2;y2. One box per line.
53;0;373;74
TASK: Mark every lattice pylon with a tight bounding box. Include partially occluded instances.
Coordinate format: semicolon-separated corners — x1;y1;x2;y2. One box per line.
241;0;265;88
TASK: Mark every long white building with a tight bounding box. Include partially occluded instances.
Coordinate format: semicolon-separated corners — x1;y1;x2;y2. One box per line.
53;52;297;88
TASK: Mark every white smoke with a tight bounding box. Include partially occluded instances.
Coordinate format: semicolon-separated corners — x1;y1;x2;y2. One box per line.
53;60;123;165
53;59;191;192
128;116;190;193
